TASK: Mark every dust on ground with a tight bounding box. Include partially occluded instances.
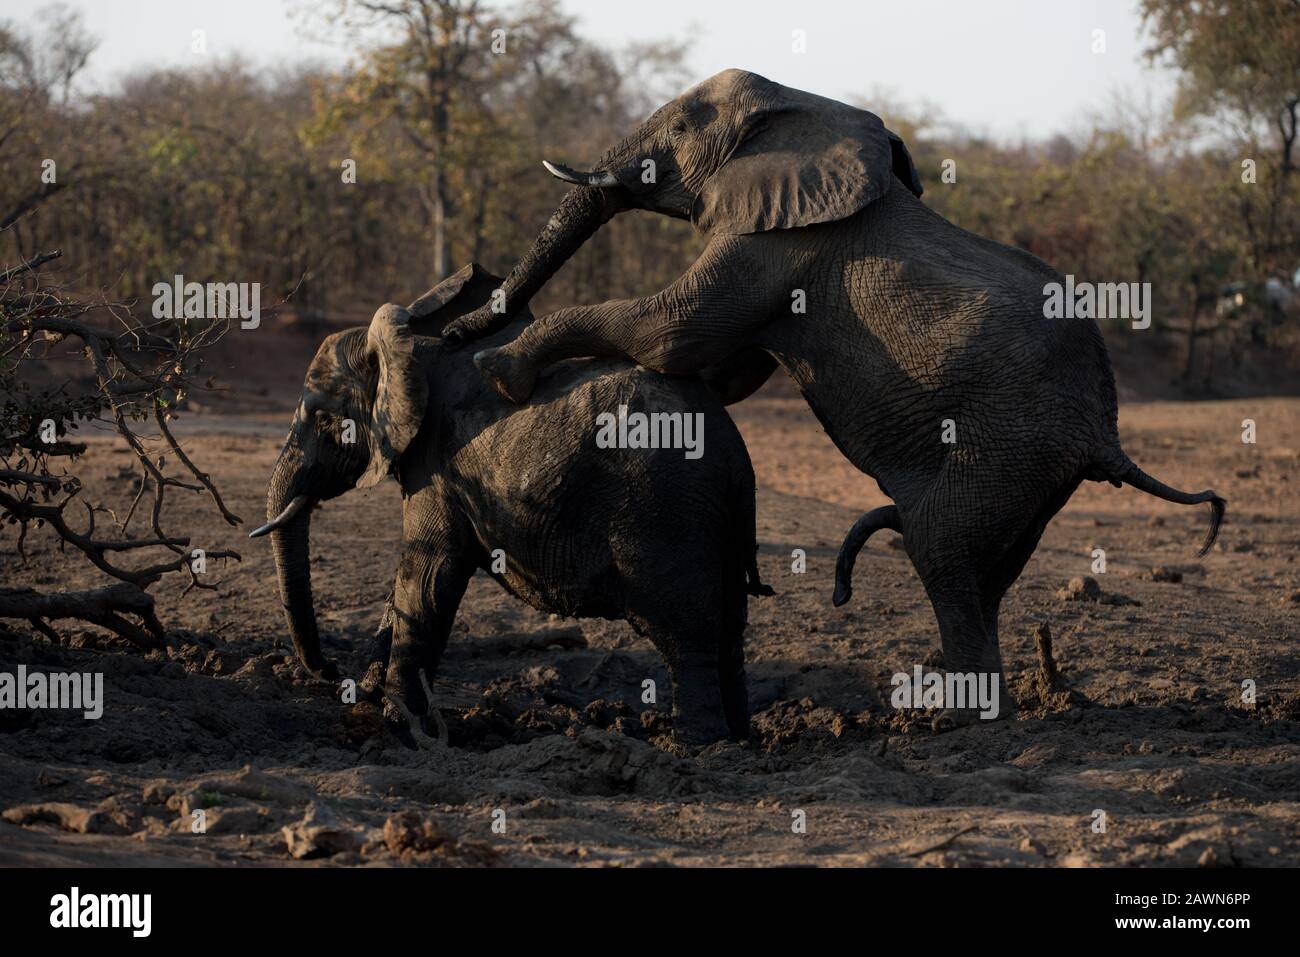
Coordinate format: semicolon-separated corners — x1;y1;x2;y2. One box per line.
1;372;1298;866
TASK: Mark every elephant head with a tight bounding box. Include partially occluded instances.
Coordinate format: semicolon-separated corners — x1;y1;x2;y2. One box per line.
250;303;427;679
445;68;921;344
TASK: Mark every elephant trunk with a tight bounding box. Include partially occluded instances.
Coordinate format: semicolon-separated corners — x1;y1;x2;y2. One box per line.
497;183;627;313
265;450;334;679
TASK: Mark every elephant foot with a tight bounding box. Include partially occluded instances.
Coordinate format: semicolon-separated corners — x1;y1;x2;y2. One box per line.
382;669;449;751
305;657;339;682
473;347;537;404
930;693;1017;732
674;723;730;747
358;660;386;703
672;709;731;747
930;707;981;733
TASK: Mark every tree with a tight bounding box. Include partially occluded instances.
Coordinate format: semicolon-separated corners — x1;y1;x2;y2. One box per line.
0;9;241;647
311;0;502;280
1141;0;1300;276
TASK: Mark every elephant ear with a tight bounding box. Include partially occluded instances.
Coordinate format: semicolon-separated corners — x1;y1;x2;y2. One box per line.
407;262;526;336
888;130;924;199
693;85;919;235
358;303;428;489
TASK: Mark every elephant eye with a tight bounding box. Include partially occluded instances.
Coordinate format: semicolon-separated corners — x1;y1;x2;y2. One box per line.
669;115;689;137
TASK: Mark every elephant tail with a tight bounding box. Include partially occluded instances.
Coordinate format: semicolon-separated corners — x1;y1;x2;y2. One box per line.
1092;449;1226;557
832;505;902;607
746;555;774;597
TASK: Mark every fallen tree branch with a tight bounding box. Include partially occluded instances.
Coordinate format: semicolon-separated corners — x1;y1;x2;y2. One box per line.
0;584;164;649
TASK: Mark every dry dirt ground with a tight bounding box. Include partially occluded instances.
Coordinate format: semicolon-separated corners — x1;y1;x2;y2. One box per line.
1;372;1298;867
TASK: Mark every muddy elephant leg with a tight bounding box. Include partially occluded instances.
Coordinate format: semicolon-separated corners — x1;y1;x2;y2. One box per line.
359;591;396;703
645;608;730;745
383;542;474;737
718;587;750;741
904;496;1010;725
970;478;1079;713
667;645;729;745
920;573;1011;724
473;235;782;403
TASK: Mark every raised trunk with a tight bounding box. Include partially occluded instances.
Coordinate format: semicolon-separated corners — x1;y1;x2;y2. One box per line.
266;457;333;679
499;183;627;314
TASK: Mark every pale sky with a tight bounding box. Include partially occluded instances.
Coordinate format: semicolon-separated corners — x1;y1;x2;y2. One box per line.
0;0;1176;140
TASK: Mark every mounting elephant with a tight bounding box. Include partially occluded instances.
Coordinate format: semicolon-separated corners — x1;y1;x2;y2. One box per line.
251;264;770;744
441;69;1225;720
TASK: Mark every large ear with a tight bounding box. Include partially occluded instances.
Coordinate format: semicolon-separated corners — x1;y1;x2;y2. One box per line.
407;262;528;335
357;304;428;489
693;84;917;235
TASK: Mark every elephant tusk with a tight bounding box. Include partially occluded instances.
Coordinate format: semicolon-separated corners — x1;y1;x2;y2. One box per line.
249;495;312;539
542;160;620;188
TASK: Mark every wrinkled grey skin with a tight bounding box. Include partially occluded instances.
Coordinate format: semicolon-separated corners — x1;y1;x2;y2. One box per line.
256;264;769;744
442;70;1225;719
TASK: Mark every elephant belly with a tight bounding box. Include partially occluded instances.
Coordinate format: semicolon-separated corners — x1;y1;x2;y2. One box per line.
757;293;1103;511
455;368;747;625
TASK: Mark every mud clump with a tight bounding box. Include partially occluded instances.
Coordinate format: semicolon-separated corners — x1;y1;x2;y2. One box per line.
752;698;872;748
1056;576;1140;606
1009;623;1089;717
282;802;363;859
3;800;130;835
377;810;499;865
1146;566;1184;583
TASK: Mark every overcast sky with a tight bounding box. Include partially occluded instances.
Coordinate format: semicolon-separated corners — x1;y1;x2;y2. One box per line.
1;0;1176;140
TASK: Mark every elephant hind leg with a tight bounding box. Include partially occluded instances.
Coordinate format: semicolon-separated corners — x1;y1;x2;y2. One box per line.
903;497;1013;722
918;573;1012;724
915;473;1081;725
640;611;731;746
718;582;751;741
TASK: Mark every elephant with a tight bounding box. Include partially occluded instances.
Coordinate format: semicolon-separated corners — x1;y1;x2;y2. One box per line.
249;263;772;745
439;69;1226;720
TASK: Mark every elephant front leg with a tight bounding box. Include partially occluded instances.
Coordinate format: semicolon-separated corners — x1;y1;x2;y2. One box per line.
358;591;395;703
474;235;780;403
382;545;474;744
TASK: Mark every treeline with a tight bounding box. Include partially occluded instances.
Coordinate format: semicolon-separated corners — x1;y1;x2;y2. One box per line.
1;1;701;321
2;0;1297;362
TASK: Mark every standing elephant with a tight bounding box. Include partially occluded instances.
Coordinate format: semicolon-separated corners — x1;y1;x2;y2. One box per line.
251;263;770;744
442;69;1225;719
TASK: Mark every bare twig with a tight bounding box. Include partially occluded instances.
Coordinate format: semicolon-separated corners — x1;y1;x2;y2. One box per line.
0;249;62;284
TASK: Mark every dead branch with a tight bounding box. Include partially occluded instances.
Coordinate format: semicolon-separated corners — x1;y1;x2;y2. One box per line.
0;251;242;646
0;249;62;284
0;584;164;649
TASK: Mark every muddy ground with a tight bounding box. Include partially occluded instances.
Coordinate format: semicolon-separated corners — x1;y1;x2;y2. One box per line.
1;353;1298;866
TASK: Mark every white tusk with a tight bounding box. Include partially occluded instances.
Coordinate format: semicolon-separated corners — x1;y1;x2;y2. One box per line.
248;495;312;538
542;160;619;188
